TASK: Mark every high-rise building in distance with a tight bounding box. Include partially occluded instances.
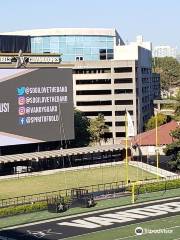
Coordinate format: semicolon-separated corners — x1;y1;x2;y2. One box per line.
153;45;177;58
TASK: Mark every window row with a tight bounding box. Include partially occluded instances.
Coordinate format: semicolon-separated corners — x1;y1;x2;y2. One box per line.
31;36;114;43
142;96;149;103
76;89;133;95
74;68;111;74
76;90;112;95
81;111;134;117
74;68;133;74
31;41;113;50
114;89;133;94
76;79;111;84
76;78;133;84
76;100;133;106
141;68;151;74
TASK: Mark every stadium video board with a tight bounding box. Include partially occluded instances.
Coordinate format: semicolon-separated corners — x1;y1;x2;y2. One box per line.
0;68;74;146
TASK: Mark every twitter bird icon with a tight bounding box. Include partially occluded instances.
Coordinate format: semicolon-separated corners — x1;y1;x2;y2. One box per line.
17;87;26;96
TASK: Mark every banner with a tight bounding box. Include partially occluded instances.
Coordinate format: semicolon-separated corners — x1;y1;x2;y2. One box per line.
0;68;74;146
126;110;135;137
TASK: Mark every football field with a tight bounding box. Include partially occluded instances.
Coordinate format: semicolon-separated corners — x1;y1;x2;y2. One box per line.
1;197;180;240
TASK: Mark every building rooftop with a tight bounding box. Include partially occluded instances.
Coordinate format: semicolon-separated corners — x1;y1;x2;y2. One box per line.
0;28;118;37
133;120;179;146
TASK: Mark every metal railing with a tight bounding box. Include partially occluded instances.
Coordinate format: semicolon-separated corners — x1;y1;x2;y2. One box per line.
0;180;126;208
129;161;178;177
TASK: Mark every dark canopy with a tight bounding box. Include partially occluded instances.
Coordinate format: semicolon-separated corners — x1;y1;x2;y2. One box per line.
0;35;31;53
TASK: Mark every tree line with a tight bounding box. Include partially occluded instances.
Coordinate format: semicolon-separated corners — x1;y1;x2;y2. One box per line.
73;109;109;147
152;57;180;91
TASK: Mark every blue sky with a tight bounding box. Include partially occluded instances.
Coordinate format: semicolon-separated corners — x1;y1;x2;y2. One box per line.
1;0;180;51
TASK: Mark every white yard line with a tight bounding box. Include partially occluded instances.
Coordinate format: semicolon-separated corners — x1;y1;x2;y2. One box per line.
114;234;137;240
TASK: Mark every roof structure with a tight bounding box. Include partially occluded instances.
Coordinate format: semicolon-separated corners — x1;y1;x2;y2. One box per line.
133;121;179;146
0;28;117;37
0;144;123;164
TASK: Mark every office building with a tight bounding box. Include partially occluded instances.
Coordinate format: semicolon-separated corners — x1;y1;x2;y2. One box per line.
1;28;124;62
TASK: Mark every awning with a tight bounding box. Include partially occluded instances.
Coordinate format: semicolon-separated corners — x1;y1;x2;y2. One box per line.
0;144;123;164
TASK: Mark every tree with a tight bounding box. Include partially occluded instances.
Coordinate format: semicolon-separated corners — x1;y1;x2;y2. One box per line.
73;109;90;147
152;57;180;91
88;114;109;145
174;89;180;118
145;113;167;131
164;128;180;171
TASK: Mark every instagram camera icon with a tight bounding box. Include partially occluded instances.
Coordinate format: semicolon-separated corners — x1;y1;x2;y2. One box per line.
18;96;26;106
19;107;26;116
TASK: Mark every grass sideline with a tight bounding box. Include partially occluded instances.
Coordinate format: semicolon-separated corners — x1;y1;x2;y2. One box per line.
0;164;155;199
1;187;180;229
65;214;180;240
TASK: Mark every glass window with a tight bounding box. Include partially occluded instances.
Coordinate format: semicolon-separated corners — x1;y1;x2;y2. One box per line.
114;67;132;73
116;132;126;137
106;36;113;41
75;48;83;54
62;55;75;61
50;42;59;50
77;100;112;106
43;37;50;49
106;41;114;48
84;111;112;116
50;36;59;43
114;89;133;94
91;48;99;54
90;54;99;60
30;35;115;62
115;110;133;116
83;54;92;60
115;121;125;126
76;56;84;61
83;48;91;54
107;54;113;59
76;79;111;84
76;90;111;95
115;100;133;105
75;36;84;41
81;41;94;47
114;78;133;84
34;46;43;53
100;49;106;54
59;36;66;42
107;49;113;53
66;36;76;42
32;37;43;44
100;55;106;60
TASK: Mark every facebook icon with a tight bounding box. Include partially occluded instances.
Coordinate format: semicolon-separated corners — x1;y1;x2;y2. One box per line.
19;117;26;125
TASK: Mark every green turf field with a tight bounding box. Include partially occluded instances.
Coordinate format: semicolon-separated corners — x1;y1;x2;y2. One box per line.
0;164;155;199
65;214;180;240
1;187;180;229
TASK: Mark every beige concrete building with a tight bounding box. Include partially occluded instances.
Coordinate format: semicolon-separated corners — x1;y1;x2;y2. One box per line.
73;60;137;143
73;57;158;144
